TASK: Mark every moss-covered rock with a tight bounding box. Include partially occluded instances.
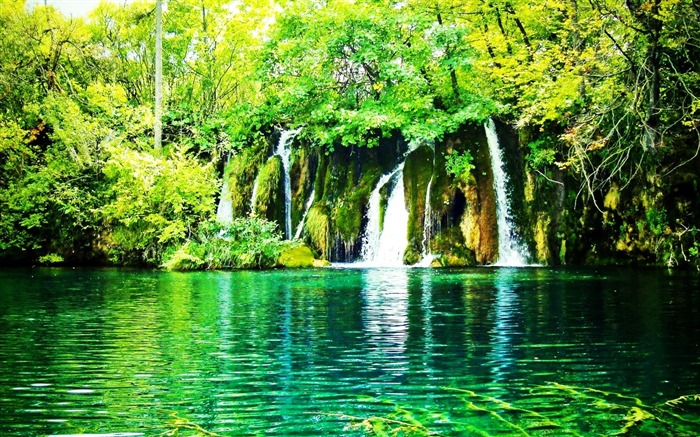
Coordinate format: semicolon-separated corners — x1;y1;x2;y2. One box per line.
333;164;381;249
223;134;269;217
432;225;477;266
290;144;319;233
441;124;498;264
433;254;475;267
277;243;316;268
312;144;384;261
233;120;700;269
403;145;434;261
305;203;331;259
533;213;553;264
254;156;285;227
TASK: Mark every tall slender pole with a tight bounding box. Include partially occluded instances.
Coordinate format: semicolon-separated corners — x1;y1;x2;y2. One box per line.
154;0;163;151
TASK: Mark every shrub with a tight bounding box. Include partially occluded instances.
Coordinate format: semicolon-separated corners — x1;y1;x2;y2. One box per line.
444;150;474;184
162;217;285;270
100;146;217;265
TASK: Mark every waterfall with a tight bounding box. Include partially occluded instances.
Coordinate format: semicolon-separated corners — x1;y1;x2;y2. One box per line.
484;118;530;266
249;175;260;215
361;163;408;266
216;174;233;226
419;143;437;266
416;176;434;267
294;189;315;239
274;128;302;239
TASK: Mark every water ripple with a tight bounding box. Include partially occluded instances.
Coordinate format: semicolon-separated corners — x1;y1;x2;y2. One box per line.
1;267;699;435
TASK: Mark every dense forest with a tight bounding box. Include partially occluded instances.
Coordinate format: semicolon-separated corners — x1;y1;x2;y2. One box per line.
1;0;699;268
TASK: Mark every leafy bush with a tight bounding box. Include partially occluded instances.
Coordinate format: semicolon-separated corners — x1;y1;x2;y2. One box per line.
646;207;668;237
162;217;285;270
444;150;474;184
38;253;64;265
526;138;557;169
101;146;217;265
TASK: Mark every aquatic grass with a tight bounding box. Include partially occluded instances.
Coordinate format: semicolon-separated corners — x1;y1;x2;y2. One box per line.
338;383;700;437
445;387;583;437
330;411;443;436
535;382;700;435
158;411;221;436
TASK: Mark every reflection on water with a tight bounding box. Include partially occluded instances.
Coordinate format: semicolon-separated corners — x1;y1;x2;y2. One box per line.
362;268;409;361
488;268;522;384
0;267;699;435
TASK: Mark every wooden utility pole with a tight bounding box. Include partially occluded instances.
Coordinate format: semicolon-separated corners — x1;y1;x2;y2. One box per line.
154;0;163;151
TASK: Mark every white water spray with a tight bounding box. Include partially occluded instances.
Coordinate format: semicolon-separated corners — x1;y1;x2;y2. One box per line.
484;119;530;266
249;174;260;215
416;176;434;267
216;174;233;226
360;163;408;266
294;189;315;239
274;128;302;239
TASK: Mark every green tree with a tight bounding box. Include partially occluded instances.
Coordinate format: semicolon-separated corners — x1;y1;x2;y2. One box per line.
256;0;494;150
100;145;218;264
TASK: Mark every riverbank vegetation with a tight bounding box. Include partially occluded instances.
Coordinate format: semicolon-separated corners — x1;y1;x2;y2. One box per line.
1;0;699;268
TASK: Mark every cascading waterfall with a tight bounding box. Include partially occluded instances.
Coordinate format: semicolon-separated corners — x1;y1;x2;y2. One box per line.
274;128;302;239
485;118;530;266
416;176;434;267
216;172;233;226
294;189;315;239
418;144;437;267
423;176;433;252
249;175;260;215
361;167;399;262
360;163;409;266
376;170;409;265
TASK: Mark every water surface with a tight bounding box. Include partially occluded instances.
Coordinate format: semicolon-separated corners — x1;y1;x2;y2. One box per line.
1;267;699;435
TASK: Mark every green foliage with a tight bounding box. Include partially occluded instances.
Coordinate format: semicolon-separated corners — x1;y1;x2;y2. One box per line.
526;138;557;170
0;94;111;262
0;117;32;183
161;244;206;271
257;0;494;150
38;253;65;265
1;0;700;269
101;146;217;265
162;217;284;270
646;207;668;237
444;150;474;183
690;242;699;259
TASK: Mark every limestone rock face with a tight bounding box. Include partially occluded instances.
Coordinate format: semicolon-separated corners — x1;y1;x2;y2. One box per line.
227;120;695;267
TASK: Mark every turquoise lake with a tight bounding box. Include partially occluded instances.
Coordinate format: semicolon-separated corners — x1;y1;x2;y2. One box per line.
1;267;699;436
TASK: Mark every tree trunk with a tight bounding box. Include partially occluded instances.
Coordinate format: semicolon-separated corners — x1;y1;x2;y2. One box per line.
437;12;461;104
154;0;163;151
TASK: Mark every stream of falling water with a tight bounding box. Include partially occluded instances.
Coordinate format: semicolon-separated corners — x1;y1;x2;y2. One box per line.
484;119;530;266
217;170;233;226
360;163;408;266
294;189;315;239
275;128;302;239
416;175;434;267
249;175;260;215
